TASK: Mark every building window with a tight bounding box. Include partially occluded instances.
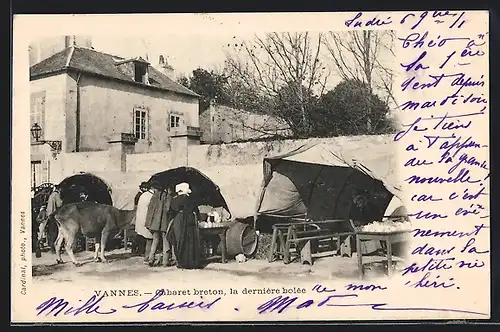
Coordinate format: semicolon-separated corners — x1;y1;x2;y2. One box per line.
30;92;46;141
134;62;149;84
31;160;49;190
170;114;181;129
134;108;148;140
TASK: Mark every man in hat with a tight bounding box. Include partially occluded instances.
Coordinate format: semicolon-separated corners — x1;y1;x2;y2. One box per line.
134;181;155;264
39;185;63;242
144;182;175;267
134;182;149;207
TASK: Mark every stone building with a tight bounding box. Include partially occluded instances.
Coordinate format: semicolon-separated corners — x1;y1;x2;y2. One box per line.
199;104;291;144
29;36;200;188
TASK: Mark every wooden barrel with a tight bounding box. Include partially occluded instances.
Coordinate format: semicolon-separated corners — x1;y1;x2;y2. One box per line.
225;222;258;257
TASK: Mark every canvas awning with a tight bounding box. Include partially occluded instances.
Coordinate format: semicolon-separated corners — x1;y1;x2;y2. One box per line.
254;142;403;229
146;167;232;218
58;171;154;210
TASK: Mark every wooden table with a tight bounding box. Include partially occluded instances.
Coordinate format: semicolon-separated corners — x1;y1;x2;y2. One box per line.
355;230;411;279
268;219;356;265
198;222;231;263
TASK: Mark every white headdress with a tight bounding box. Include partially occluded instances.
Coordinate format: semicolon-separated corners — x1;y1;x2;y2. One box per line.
175;182;192;195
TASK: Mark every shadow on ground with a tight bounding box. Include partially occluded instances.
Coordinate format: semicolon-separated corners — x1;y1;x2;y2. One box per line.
32;247;408;283
102;252;136;261
32;263;66;277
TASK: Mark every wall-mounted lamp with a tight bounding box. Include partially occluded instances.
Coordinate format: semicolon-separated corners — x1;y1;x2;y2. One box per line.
30;123;62;159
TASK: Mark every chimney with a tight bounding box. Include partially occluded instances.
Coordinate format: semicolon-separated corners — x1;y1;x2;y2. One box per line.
157;54;175;80
65;36;93;48
30;36;92;66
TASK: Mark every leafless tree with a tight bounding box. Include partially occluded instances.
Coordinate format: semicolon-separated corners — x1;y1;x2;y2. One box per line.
322;30;397;106
223;32;330;136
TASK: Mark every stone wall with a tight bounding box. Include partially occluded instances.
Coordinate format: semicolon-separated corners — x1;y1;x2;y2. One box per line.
199;104;290;144
125;134;399;218
50;134;398;218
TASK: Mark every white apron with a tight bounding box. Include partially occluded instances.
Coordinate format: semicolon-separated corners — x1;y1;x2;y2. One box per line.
135;191;154;239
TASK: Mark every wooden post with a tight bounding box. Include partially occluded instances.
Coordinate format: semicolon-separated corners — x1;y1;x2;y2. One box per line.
268;226;278;263
386;239;393;277
123;229;128;251
278;229;285;259
283;226;294;264
221;228;228;263
356;235;363;279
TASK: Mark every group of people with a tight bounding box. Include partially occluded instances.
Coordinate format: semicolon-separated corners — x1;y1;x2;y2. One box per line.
33;180;205;270
134;181;203;270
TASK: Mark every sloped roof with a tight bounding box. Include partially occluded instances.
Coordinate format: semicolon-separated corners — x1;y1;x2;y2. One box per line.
30;46;200;98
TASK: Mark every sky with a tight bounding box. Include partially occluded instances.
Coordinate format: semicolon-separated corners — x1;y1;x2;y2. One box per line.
89;32;395;100
91;34;248;79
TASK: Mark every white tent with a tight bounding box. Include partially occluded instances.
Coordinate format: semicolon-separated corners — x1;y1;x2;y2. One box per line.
91;171;155;210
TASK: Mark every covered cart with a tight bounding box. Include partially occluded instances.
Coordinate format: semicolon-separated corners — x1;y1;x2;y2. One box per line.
253;142;409;265
145;167;258;260
146;167;231;217
58;171;155;209
56;171;153;251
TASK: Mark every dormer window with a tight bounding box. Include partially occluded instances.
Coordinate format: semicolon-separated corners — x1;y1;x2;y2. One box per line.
134;61;149;84
114;57;151;85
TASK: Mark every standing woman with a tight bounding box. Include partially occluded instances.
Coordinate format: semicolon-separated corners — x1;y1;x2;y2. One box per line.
168;182;203;269
145;184;174;266
134;182;155;264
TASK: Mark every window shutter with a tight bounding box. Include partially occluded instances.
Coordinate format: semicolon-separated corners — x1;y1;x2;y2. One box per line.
30;92;46;142
131;108;135;135
147;109;151;141
42;160;50;183
40;95;46;139
30;95;36;144
167;111;171;131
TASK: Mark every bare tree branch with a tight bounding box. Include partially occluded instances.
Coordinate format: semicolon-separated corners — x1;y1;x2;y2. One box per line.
223;32;329;136
323;30;396;104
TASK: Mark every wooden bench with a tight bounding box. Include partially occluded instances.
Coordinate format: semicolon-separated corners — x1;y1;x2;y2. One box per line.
268;223;291;263
268;219;356;265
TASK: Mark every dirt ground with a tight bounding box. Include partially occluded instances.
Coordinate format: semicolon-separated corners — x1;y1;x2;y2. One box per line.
32;248;407;287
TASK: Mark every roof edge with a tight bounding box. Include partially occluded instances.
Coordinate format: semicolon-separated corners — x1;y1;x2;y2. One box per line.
29;69;68;81
30;67;200;99
264;142;319;161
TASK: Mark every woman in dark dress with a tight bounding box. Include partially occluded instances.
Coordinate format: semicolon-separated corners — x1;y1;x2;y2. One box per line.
167;182;203;269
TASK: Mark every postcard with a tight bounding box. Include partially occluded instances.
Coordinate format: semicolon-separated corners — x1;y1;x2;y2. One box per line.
11;11;490;323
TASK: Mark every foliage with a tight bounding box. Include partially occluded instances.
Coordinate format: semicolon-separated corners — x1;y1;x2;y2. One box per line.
314;79;395;136
177;31;397;139
176;68;231;111
323;30;397;106
273;83;319;137
223;32;329;137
